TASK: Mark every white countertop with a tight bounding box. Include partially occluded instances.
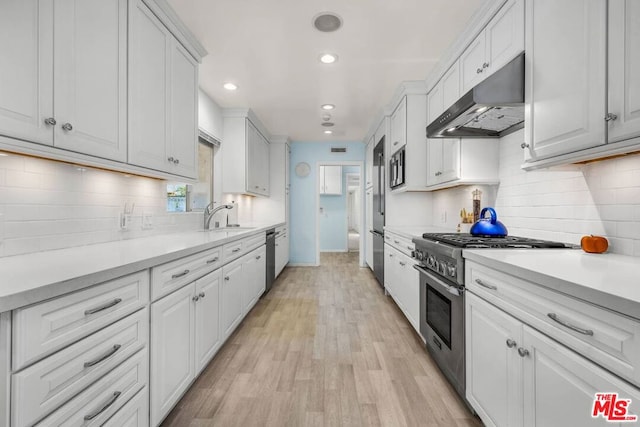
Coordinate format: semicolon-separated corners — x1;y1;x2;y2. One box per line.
463;249;640;320
0;222;284;312
384;225;454;241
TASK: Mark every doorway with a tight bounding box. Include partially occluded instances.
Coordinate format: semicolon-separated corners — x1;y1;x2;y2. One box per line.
316;162;364;267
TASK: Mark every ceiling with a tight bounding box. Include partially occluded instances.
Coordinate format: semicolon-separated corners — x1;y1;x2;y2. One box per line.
167;0;484;142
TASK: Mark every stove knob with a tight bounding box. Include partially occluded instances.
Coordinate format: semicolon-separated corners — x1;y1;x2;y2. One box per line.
427;256;436;268
438;261;446;274
447;265;457;277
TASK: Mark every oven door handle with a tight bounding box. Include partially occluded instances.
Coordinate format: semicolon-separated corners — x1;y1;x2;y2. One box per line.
413;264;463;297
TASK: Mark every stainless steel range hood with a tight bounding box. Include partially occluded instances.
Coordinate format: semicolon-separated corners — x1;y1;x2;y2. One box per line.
427;53;524;138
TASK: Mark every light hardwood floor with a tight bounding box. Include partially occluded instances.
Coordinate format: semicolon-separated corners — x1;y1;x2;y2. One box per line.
162;252;481;427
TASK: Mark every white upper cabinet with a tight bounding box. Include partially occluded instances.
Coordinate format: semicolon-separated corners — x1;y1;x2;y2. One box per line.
129;0;198;179
222;112;271;197
426;138;498;189
389;96;407;154
461;0;524;94
365;136;374;188
608;0;640;143
524;0;607;162
319;165;342;195
441;62;461;112
0;0;127;161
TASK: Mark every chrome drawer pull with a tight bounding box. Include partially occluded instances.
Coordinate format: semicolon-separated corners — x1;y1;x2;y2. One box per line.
206;257;219;264
517;347;529;358
399;261;406;266
84;391;121;420
394;240;400;244
232;248;241;253
84;344;121;368
475;278;497;291
199;292;205;299
84;298;122;316
172;269;190;279
506;339;517;348
256;255;261;260
547;313;594;336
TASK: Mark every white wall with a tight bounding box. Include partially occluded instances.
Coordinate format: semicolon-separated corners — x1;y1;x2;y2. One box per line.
0;153;205;257
431;129;640;256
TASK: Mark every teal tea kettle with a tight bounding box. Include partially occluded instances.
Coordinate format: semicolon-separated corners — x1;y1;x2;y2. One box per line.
470;207;508;237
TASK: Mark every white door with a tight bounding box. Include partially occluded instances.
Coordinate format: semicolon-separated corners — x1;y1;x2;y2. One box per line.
524;0;607;161
221;260;243;339
53;0;127;161
128;0;170;172
150;283;195;426
485;0;525;75
460;32;487;93
169;40;198;178
522;325;640;427
466;292;523;427
0;0;54;146
608;0;640;143
194;270;221;375
439;139;461;183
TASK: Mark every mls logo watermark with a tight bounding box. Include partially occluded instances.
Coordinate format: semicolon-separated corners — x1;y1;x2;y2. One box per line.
592;393;638;422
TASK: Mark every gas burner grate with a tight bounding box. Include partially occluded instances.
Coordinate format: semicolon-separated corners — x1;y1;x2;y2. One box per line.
420;233;571;249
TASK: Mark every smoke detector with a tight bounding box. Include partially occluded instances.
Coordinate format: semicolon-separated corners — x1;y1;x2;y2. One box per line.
313;13;343;32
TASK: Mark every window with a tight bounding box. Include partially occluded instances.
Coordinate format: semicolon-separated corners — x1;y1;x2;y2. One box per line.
166;139;216;212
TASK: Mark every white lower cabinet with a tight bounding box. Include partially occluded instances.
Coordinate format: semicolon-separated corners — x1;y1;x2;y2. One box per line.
221;258;244;340
150;268;223;426
103;386;149;427
383;243;419;334
466;291;640;427
241;246;266;313
275;230;289;278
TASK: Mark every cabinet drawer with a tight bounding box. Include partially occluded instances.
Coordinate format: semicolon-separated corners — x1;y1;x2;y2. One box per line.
36;348;147;426
151;246;222;301
12;270;149;370
12;309;148;427
244;232;265;253
467;261;640;386
103;386;148;427
385;231;415;257
223;240;244;262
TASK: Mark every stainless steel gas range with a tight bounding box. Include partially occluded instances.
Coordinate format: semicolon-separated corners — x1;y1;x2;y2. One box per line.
411;233;574;402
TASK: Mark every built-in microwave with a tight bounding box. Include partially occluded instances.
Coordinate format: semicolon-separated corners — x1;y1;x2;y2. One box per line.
389;146;405;188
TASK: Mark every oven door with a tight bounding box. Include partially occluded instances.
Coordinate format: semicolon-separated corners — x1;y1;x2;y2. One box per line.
415;264;465;399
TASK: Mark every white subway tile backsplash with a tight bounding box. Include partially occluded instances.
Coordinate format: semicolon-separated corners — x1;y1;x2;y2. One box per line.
0;154;201;257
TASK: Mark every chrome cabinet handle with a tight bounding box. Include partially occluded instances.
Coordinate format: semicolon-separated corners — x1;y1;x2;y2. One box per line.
547;313;594;336
206;257;219;264
394;240;400;244
393;141;399;146
192;295;199;302
521;143;530;149
407;246;413;250
44;117;57;126
199;292;205;299
256;255;261;260
605;113;618;122
476;68;483;74
475;278;497;291
84;391;121;420
517;347;529;358
167;156;174;163
172;269;190;279
399;261;406;267
224;276;230;281
483;62;489;69
506;339;517;348
61;123;73;131
232;248;241;253
84;298;122;315
84;344;121;368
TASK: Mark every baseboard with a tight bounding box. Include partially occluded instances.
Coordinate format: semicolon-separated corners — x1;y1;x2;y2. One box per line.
320;249;348;253
286;263;319;267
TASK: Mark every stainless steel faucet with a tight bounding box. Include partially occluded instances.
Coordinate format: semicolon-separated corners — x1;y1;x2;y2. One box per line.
203;202;234;230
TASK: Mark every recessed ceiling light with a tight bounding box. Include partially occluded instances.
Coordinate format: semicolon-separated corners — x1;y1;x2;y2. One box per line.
223;82;238;91
313;13;343;33
319;53;338;64
321;104;335;110
324;130;333;135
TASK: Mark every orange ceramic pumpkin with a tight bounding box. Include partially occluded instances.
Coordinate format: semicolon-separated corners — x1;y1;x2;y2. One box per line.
580;235;608;254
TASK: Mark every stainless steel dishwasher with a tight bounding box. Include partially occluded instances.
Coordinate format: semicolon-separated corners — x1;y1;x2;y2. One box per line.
264;228;276;294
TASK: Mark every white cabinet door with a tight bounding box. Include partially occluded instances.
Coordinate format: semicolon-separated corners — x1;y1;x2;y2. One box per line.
390;96;406;153
460;33;487;94
128;0;170;172
427;84;443;124
442;62;461;110
150;284;195;427
365;188;373;269
194;270;221;375
365;137;374;188
259;133;270;195
383;246;397;297
485;0;525;75
322;165;342;195
221;260;243;339
53;0;127;162
522;325;640;427
440;139;461;183
396;255;419;331
427;139;443;187
524;0;607;161
0;0;53;146
247;122;261;194
318;165;326;193
275;235;285;277
253;246;266;301
608;0;640;143
466;292;523;427
169;40;197;178
241;252;259;313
